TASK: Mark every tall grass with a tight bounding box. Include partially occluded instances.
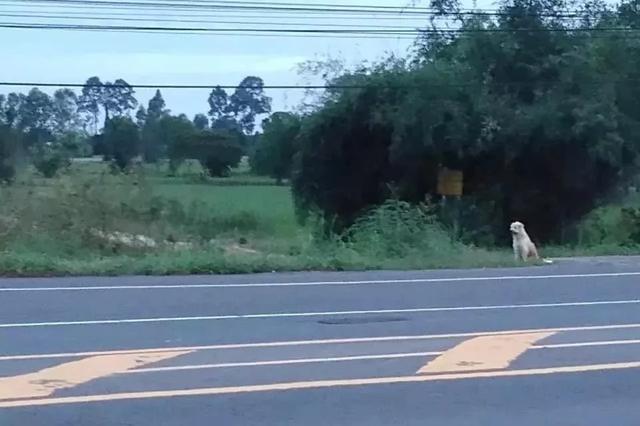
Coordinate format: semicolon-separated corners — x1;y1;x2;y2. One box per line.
0;165;514;276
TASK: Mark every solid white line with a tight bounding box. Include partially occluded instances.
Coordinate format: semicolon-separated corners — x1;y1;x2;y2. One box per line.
4;361;640;408
2;271;640;292
124;351;442;373
533;339;640;349
4;322;640;361
1;299;639;328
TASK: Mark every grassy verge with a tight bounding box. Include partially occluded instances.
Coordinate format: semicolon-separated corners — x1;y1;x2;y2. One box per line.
0;163;520;276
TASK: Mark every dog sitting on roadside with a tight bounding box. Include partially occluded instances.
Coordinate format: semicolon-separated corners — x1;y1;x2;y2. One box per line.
510;221;539;262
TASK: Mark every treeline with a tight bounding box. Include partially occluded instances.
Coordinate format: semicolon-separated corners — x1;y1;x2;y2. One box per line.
0;75;271;179
249;0;640;244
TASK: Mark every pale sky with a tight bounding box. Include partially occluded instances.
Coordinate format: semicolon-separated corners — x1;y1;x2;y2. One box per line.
0;0;436;119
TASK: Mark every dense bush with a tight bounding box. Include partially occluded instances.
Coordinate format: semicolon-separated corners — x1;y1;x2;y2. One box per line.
292;0;640;244
102;117;141;171
186;131;244;177
0;125;17;183
31;143;71;178
250;112;301;184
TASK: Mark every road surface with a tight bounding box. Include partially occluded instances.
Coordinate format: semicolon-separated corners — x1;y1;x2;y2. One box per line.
2;257;640;425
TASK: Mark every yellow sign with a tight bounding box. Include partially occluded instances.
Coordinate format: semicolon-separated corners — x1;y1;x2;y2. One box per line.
437;168;463;196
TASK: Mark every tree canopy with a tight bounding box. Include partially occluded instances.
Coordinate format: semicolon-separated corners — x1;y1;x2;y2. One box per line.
291;0;640;243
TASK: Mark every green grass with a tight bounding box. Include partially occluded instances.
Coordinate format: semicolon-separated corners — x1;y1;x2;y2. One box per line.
153;184;297;237
0;161;549;277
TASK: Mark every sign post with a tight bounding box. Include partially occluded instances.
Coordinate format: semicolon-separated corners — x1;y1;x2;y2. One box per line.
437;167;464;238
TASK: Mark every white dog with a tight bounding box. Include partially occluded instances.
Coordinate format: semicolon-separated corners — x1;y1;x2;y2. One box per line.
510;221;539;262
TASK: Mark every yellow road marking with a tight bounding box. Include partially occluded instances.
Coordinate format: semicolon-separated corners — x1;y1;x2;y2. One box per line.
2;361;640;408
4;322;640;362
418;332;554;374
0;350;191;401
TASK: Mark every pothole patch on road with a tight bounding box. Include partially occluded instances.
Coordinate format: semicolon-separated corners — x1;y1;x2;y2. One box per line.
317;316;408;325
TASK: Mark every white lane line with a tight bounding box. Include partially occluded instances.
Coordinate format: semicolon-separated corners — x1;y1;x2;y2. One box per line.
2;271;640;291
4;361;640;408
124;351;442;373
4;322;640;361
1;299;639;328
533;339;640;349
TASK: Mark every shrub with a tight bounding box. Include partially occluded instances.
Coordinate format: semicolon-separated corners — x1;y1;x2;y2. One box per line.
345;200;462;259
188;131;244;177
31;143;71;178
0;125;17;184
103;117;141;171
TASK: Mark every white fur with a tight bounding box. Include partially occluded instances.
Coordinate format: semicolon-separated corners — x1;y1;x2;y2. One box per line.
510;221;539;262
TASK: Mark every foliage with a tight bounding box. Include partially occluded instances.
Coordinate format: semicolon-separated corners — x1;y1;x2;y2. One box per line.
140;90;170;162
250;112;301;183
102;117;140;171
31;143;71;178
188;131;244;177
193;113;209;130
344;200;461;259
0;125;17;183
207;77;272;135
161;114;199;172
78;76;137;130
292;0;640;244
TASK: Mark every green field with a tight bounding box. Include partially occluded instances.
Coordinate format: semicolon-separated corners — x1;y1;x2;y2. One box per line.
0;161;520;276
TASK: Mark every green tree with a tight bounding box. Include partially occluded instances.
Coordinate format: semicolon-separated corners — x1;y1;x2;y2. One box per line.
0;125;18;183
78;76;103;133
227;76;272;134
52;88;81;136
18;88;54;147
78;77;138;131
193;113;209;130
103;79;137;120
102;117;140;171
190;131;244;177
250;112;301;184
292;0;640;243
140;90;169;162
161;114;198;173
207;86;229;121
31;143;71;178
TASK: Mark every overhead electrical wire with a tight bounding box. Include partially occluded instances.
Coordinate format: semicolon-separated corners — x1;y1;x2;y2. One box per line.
0;22;636;35
0;0;598;17
0;79;637;90
0;0;627;40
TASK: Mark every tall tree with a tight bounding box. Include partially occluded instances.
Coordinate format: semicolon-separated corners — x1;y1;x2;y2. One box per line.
78;77;138;132
103;116;140;171
207;86;229;121
78;76;103;133
4;93;23;127
140;90;169;162
147;89;168;120
135;106;147;127
193;113;209;130
51;88;80;136
103;79;137;120
251;112;301;184
227;76;272;134
18;88;54;146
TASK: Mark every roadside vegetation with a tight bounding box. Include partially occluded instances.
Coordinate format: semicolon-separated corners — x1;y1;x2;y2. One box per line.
2;0;640;276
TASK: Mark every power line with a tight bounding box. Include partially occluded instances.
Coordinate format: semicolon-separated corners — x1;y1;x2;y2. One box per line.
0;12;435;29
0;0;595;17
0;22;637;34
0;79;637;90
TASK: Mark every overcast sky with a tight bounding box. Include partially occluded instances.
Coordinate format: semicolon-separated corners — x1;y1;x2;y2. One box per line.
0;0;432;119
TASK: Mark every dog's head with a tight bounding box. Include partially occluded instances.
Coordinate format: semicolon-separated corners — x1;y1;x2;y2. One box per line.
509;221;526;236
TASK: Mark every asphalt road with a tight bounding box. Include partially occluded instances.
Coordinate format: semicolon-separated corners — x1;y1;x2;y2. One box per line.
2;256;640;425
